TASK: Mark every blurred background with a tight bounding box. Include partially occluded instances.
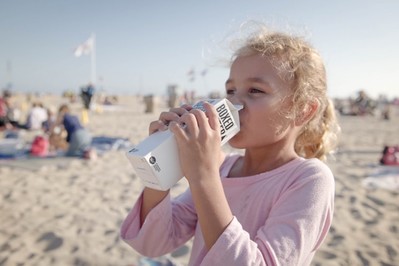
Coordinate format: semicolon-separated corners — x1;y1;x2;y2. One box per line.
1;1;398;266
0;0;398;99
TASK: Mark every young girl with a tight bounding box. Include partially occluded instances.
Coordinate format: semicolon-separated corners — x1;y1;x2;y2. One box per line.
121;25;340;265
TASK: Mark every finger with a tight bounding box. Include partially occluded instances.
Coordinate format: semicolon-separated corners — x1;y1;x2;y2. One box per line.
159;107;190;124
149;120;168;135
158;111;180;125
180;104;193;111
189;108;208;131
170;104;192;116
169;121;188;142
203;102;220;131
179;112;199;136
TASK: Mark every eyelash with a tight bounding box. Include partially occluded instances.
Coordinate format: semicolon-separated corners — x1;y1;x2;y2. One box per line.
249;88;263;93
226;89;235;95
226;88;264;95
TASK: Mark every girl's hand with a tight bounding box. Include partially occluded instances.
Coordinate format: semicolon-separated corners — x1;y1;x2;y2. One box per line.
169;102;223;185
148;105;192;135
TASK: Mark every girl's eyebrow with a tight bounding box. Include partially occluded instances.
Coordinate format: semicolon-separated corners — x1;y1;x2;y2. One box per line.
247;77;271;86
225;77;272;87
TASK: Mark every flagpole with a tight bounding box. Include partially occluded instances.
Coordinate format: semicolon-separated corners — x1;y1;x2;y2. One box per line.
91;33;96;85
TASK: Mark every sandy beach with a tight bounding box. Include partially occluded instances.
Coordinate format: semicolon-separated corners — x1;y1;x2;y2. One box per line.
0;94;398;266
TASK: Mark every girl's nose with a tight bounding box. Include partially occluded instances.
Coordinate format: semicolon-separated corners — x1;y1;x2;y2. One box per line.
227;95;245;110
227;93;239;104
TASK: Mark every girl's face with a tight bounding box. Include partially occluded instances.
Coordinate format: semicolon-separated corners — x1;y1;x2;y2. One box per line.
225;54;296;150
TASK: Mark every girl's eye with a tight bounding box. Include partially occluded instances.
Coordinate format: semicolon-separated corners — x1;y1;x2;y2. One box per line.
226;89;235;95
249;88;264;94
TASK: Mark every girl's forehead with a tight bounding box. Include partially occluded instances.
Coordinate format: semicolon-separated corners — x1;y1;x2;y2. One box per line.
229;54;294;94
232;54;277;68
230;55;282;80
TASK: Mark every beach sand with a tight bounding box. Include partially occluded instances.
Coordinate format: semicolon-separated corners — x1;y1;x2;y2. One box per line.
0;94;398;265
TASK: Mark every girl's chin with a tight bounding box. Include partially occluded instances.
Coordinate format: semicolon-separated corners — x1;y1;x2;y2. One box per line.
227;138;245;149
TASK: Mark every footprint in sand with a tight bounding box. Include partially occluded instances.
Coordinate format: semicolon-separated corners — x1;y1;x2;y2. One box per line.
36;232;64;252
317;250;337;260
350;208;362;219
389;225;397;234
328;234;345;247
385;245;397;262
355;250;370;265
366;195;385;206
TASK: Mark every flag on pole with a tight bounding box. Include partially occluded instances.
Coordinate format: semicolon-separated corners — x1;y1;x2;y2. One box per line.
74;36;94;57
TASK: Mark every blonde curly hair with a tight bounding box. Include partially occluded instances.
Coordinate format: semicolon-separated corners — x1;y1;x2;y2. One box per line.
232;25;340;161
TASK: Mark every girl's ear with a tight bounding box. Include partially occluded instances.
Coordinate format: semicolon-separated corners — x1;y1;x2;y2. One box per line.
295;99;319;126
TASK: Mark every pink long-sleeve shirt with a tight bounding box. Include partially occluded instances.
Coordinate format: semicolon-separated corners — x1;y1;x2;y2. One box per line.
121;155;335;266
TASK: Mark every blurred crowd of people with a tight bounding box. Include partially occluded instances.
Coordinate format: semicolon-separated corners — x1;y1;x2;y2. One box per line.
0;89;96;159
0;90;53;131
334;90;398;120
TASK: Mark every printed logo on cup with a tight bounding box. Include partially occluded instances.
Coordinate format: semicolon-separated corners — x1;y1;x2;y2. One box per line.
149;156;156;164
216;103;234;141
148;156;161;172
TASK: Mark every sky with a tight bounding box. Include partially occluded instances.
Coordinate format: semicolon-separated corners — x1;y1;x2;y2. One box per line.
0;0;398;99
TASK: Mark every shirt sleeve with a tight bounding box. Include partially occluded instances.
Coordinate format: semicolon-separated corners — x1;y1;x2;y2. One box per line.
201;160;335;266
120;189;198;257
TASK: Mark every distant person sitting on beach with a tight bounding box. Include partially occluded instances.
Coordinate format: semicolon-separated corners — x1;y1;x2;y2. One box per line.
103;95;118;105
23;102;48;130
52;104;94;158
0;90;12;130
350;90;376;116
121;24;340;265
42;106;57;133
0;90;23;129
42;106;69;153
